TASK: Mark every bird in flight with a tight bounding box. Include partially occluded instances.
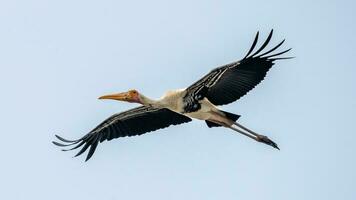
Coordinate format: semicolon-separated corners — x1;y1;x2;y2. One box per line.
53;30;292;161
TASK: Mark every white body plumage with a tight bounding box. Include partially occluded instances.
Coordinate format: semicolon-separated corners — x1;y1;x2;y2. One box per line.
159;89;225;122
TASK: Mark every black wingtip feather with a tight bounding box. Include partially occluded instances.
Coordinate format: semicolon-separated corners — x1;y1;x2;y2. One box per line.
244;31;259;59
270;56;295;61
74;133;99;159
74;142;91;158
258;39;285;57
250;29;274;57
52;141;73;147
62;141;86;151
242;30;293;61
55;134;77;143
263;48;292;59
85;141;98;162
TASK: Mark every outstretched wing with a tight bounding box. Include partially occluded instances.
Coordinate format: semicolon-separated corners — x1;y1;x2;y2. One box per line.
183;30;292;112
53;106;192;161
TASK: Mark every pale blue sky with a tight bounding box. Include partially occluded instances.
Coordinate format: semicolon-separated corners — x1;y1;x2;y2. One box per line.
1;0;355;199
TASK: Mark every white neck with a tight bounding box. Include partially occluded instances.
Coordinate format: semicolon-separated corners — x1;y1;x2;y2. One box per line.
139;94;163;107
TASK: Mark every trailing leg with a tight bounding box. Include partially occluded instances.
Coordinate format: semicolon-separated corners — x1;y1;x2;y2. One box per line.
233;121;279;150
204;110;279;150
207;119;258;142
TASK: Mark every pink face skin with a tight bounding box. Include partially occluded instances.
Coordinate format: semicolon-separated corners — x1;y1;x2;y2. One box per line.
126;90;141;103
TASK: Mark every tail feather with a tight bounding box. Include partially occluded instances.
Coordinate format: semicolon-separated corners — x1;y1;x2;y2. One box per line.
221;111;240;122
205;111;240;128
206;121;221;128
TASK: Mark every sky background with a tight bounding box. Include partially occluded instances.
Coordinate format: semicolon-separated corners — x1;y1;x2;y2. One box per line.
1;0;355;199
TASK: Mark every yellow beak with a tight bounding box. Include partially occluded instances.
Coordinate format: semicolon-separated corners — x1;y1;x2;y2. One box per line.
98;92;129;101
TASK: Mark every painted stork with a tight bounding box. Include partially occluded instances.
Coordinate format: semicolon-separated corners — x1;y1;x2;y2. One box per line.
53;30;292;161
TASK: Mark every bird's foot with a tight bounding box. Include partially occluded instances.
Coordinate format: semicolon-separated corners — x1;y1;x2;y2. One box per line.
256;135;280;150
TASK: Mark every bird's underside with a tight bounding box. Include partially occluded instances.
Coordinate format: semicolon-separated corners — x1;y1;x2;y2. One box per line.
53;30;291;161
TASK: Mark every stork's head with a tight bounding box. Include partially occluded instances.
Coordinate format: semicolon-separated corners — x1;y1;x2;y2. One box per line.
98;89;142;104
